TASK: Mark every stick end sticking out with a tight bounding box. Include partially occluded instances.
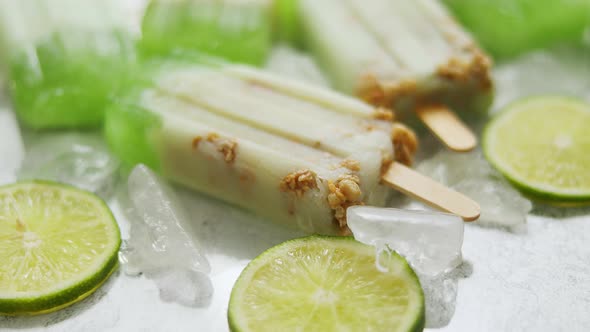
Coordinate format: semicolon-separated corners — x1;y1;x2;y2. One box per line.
416;105;478;152
382;162;480;222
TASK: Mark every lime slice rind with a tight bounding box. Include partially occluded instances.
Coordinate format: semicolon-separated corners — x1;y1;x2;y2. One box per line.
0;181;121;315
228;236;425;332
483;95;590;203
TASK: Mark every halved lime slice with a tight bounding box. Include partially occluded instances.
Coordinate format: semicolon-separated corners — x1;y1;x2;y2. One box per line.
0;181;121;315
483;96;590;202
228;236;424;332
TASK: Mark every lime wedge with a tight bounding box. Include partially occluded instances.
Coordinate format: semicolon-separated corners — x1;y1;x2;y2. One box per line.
228;236;425;332
0;181;121;315
483;96;590;202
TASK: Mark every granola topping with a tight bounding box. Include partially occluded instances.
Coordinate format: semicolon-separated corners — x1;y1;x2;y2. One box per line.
340;159;361;172
373;107;395;121
327;174;363;229
280;170;318;198
391;123;419;166
195;132;238;164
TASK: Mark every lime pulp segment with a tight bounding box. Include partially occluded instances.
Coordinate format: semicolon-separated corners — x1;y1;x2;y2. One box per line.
0;181;121;315
228;236;424;332
483;96;590;202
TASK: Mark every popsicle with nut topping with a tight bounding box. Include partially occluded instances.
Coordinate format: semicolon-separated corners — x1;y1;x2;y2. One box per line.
280;0;494;152
105;61;479;235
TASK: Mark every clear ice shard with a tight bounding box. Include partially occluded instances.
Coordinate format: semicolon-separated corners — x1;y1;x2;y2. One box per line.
347;206;464;276
417;151;532;229
119;164;212;307
17;132;120;199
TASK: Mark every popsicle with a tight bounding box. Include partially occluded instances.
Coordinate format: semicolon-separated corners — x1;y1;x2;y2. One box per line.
443;0;590;59
280;0;494;152
139;0;272;65
105;61;480;235
0;0;137;129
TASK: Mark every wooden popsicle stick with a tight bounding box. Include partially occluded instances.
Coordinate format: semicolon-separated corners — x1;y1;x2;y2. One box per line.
416;105;477;152
382;162;480;221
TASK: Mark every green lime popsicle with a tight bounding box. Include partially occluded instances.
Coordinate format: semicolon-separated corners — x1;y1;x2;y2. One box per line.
443;0;590;58
139;0;272;65
0;0;137;129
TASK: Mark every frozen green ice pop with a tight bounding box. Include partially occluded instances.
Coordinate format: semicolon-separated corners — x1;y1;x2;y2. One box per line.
443;0;590;59
139;0;272;65
0;0;137;129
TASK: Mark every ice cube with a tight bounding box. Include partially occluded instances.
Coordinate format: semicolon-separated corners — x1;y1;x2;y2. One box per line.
119;164;212;306
17;132;120;199
152;269;214;307
418;151;532;229
264;45;330;87
347;206;464;276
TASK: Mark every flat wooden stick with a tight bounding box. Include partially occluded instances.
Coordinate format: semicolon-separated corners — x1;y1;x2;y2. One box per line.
416;105;477;152
382;162;480;221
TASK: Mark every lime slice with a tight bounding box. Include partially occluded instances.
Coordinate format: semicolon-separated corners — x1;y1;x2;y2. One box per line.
0;181;121;315
228;236;425;332
483;96;590;202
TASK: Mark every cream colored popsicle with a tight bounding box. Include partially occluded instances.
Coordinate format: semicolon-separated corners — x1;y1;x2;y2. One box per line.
297;0;493;151
105;62;478;235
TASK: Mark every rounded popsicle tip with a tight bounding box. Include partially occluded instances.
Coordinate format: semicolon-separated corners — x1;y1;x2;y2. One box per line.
447;135;478;153
459;201;481;222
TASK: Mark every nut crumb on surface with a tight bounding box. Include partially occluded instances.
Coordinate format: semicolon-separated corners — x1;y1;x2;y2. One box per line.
373;107;395;121
391;123;418;166
192;136;202;149
340;159;361;172
280;169;318;198
195;132;238;164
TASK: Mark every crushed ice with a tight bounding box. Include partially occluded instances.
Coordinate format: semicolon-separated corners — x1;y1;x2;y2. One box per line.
18;132;120;200
417;150;532;229
119;164;213;307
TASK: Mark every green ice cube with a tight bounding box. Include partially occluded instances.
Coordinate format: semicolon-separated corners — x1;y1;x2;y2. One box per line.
139;0;272;65
444;0;590;58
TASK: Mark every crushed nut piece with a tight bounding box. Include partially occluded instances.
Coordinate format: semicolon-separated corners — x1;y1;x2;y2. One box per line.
373;108;394;121
192;136;202;149
340;159;361;172
206;133;220;142
280;170;318;198
391;123;419;166
217;139;237;163
203;132;238;164
327;174;363;229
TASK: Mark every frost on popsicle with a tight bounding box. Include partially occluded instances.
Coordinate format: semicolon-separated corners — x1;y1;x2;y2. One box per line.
347;206;464;276
119;164;212;307
0;0;137;129
296;0;493;117
139;0;272;65
417;151;532;229
18;133;120;200
105;61;419;235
